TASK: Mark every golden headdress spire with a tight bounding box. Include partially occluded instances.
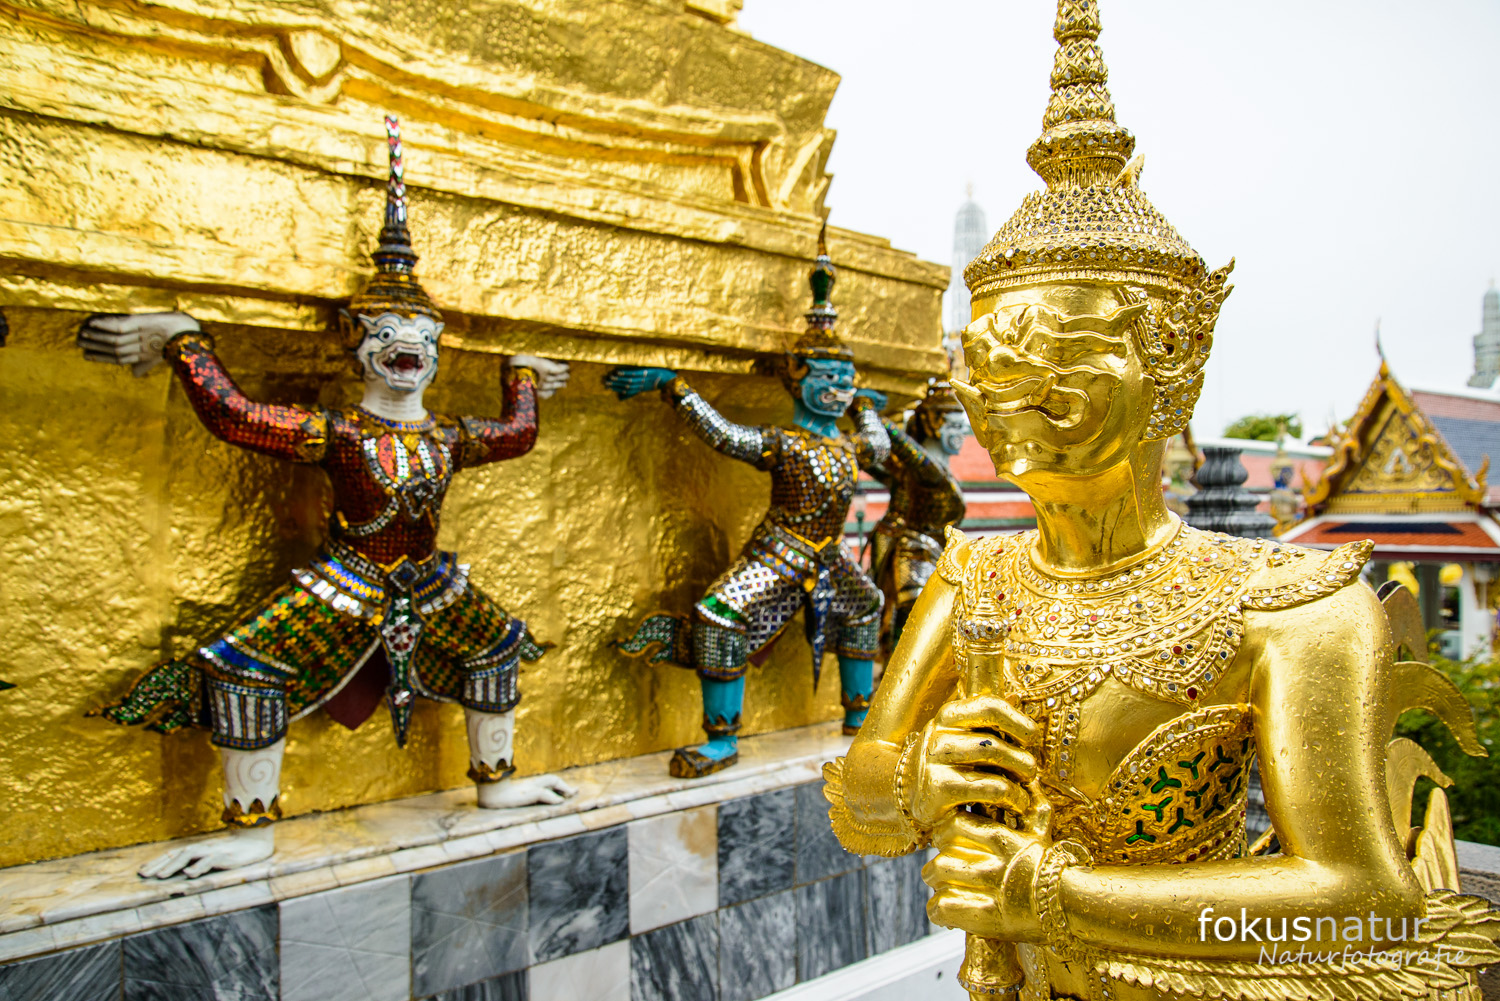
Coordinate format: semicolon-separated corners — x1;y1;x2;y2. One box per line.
960;0;1234;441
964;0;1208;304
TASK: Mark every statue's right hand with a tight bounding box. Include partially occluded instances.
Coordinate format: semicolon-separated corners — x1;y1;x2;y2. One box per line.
905;696;1039;829
78;311;200;377
603;365;676;400
137;825;274;880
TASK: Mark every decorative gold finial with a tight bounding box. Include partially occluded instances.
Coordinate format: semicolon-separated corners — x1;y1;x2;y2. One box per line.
963;0;1207;304
790;222;851;361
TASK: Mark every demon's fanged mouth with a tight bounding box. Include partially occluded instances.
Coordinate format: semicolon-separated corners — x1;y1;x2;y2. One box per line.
387;350;424;374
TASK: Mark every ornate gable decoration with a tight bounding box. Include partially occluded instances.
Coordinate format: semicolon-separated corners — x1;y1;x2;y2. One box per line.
1305;363;1488;514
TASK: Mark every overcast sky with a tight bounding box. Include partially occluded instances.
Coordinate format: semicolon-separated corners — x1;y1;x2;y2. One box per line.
737;1;1500;439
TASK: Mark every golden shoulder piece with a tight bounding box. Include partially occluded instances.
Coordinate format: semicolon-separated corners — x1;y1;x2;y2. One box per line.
937;524;973;585
1241;539;1373;612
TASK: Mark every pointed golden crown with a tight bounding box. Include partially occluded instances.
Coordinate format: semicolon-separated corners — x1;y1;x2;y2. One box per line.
963;0;1207;302
960;0;1234;441
914;378;964;438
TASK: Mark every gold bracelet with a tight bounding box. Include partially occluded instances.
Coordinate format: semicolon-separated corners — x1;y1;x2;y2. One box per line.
512;366;537;386
222;795;282;829
1035;838;1093;962
467;759;516;784
892;731;928;843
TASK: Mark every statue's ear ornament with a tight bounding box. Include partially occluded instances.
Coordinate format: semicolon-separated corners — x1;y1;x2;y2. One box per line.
1139;260;1235;441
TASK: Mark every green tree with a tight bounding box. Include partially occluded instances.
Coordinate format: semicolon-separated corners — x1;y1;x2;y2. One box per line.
1398;650;1500;847
1223;413;1302;442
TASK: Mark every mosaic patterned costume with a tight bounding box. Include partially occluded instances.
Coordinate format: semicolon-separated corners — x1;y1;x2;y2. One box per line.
868;417;965;653
97;333;542;749
659;378;887;682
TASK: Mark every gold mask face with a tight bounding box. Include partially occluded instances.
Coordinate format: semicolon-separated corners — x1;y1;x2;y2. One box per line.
954;282;1150;480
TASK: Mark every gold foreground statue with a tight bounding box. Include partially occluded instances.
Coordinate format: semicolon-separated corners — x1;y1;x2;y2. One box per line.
824;2;1500;998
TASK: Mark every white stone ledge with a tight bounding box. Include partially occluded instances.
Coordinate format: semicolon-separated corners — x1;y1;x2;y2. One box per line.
0;722;852;963
765;929;969;1001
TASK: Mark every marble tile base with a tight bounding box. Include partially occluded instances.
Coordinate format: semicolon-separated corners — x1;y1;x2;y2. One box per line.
426;969;527;1001
528;939;629;1001
628;805;718;934
0;728;954;1001
280;875;411;1001
412;852;528;997
794;782;860;885
630;913;719;1001
528;827;629;963
0;940;119;1001
794;872;867;982
865;855;930;954
123;906;279;1001
717;788;795;908
718;892;795;1001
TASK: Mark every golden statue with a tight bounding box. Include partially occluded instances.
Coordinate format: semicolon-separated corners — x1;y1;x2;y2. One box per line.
823;2;1500;998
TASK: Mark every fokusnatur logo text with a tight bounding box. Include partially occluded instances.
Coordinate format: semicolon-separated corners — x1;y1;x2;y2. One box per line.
1198;907;1467;968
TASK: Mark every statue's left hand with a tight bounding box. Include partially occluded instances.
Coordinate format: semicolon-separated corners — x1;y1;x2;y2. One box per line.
476;773;579;810
924;810;1046;941
854;387;888;411
77;311;199;377
511;354;571;399
603;366;676;400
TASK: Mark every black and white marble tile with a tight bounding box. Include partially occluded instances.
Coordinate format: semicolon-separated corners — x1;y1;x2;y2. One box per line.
424;969;528;1000
794;871;866;982
281;874;411;1001
629;912;719;1001
412;850;529;998
793;781;861;886
0;941;119;1001
123;905;278;1001
865;853;931;954
717;890;795;1001
528;827;629;964
717;787;795;907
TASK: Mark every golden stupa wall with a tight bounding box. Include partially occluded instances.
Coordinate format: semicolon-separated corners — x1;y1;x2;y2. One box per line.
0;0;947;867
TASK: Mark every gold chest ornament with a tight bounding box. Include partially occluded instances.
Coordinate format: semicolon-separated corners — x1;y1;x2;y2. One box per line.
942;525;1372;866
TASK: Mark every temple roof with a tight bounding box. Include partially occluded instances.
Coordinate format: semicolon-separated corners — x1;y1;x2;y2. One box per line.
1301;363;1490;517
1283;512;1500;562
1410;389;1500;503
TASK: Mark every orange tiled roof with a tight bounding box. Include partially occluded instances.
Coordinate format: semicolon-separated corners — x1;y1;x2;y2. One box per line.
1291;520;1500;549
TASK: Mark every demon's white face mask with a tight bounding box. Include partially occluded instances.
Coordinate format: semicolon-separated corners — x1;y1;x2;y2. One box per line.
352;312;442;394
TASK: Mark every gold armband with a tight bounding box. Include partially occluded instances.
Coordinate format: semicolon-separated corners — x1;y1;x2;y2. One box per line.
511;366;537;386
164;329;214;358
664;374;693;401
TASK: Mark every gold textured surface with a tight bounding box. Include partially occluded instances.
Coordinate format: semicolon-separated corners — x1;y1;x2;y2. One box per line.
0;0;946;867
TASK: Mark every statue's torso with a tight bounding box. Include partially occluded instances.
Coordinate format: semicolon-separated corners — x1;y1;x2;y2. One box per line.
323;408;460;567
946;526;1369;866
766;427;860;546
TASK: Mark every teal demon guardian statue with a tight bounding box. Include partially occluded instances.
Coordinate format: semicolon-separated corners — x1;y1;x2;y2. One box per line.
606;241;891;777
